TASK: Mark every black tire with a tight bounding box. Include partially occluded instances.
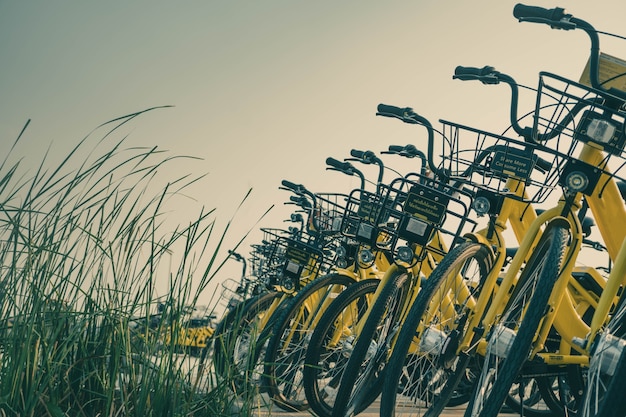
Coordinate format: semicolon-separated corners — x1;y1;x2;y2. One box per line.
579;297;626;417
332;268;412;417
212;290;284;394
263;272;356;412
464;224;569;417
303;278;380;417
380;241;493;417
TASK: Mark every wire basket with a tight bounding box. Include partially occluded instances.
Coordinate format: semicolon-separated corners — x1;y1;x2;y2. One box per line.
307;192;349;237
376;173;476;261
439;119;565;204
530;71;626;195
340;188;392;248
263;228;333;291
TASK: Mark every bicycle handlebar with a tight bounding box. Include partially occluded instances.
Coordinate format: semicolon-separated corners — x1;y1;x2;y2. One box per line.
514;3;626;102
325;156;366;191
377;103;553;178
382;144;428;176
376;103;448;180
453;64;605;145
513;4;574;30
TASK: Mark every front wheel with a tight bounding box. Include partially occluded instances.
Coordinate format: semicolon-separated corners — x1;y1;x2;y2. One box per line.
464;224;569;417
579;297;626;417
303;278;380;417
263;272;355;411
380;241;493;417
332;268;412;417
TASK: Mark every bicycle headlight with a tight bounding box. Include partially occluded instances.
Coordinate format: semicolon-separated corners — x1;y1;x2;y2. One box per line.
586;118;617;144
335;244;347;259
565;171;589;193
336;258;348;269
396;245;414;264
472;196;491;216
358;248;374;264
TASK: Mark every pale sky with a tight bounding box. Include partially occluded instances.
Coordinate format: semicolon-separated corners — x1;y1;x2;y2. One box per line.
1;1;624;306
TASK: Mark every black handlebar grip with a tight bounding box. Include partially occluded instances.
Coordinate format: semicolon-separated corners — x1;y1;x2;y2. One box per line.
513;4;566;22
326;157;350;171
377;103;412;117
388;145;404;153
454;65;500;84
350;149;366;159
281;179;301;191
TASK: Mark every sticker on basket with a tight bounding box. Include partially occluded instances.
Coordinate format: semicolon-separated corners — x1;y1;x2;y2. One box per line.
404;185;448;225
489;148;535;179
579;52;626;94
357;200;379;223
404;217;428;236
286;244;310;266
285;260;301;275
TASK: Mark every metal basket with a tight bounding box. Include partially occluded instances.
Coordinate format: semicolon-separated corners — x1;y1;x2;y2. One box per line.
439;119;565;204
530;71;626;195
307;192;349;237
340;188;392;248
269;228;335;290
376;173;476;261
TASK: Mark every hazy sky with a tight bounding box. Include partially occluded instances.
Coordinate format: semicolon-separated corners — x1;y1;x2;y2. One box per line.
2;1;625;303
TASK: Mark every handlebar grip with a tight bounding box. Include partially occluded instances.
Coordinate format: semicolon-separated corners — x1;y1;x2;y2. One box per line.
388;145;404;153
513;4;566;22
281;179;302;192
350;149;366;159
326;157;352;171
377;103;412;117
453;65;499;84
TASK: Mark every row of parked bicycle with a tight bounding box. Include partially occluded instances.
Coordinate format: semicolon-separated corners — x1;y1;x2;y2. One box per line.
208;5;626;417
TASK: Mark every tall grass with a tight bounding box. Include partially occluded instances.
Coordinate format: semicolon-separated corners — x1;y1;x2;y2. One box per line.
0;109;251;416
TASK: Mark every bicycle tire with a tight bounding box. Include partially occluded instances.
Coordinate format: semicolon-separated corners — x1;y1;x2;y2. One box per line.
212;290;284;393
332;268;411;417
380;241;493;417
263;272;356;411
464;224;568;417
579;296;626;417
303;278;380;417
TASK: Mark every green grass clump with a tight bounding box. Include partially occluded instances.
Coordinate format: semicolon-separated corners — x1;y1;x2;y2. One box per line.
0;109;248;416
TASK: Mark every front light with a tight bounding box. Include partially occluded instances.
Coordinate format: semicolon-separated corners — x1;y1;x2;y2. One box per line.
565;171;589;193
472;196;491;216
358;248;374;264
335;245;347;259
396;246;414;263
586;118;616;144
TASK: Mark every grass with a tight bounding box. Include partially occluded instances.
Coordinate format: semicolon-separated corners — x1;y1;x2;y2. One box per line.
0;108;259;417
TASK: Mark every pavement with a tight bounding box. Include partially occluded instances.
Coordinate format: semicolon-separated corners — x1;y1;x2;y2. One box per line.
238;397;519;417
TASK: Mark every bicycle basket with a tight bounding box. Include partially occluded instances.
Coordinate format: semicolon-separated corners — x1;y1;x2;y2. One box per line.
440;119;563;204
307;192;349;237
376;173;476;262
531;71;626;195
340;188;392;247
271;229;331;291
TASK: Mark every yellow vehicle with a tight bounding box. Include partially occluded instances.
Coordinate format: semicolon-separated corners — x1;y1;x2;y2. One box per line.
376;8;626;417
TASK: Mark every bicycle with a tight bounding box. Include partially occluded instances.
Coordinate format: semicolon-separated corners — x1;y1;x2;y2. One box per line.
460;5;626;417
305;127;477;417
